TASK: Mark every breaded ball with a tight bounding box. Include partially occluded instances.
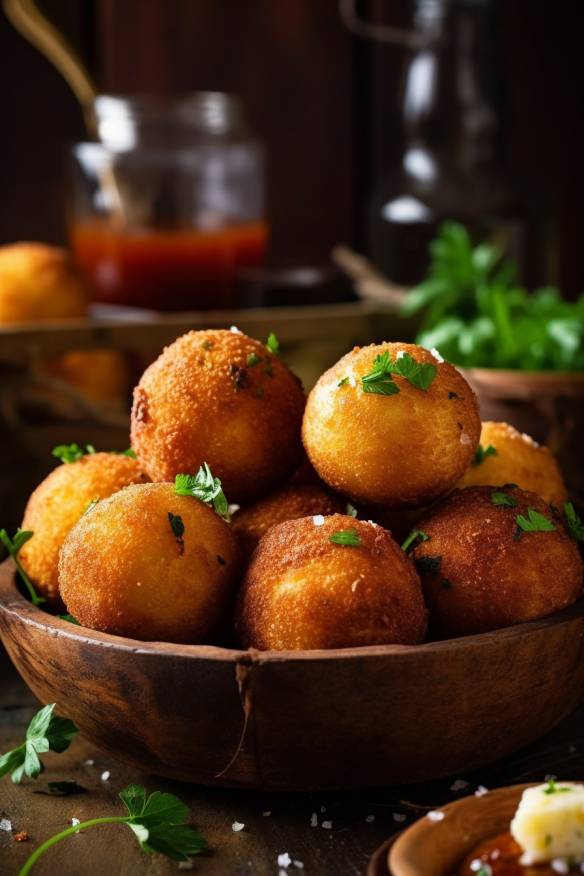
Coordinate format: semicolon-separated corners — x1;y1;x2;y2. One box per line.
59;482;238;643
236;514;427;650
457;420;568;508
232;481;346;556
412;486;583;637
131;329;305;503
0;243;87;323
302;343;480;508
44;350;129;403
19;453;149;603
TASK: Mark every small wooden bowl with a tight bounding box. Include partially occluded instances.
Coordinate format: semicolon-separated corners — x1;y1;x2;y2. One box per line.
1;559;584;791
387;782;554;875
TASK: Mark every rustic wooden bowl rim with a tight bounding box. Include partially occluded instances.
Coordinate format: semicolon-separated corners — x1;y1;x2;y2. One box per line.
2;559;583;664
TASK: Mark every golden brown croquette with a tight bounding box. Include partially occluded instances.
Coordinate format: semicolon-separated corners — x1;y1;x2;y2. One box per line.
457;421;568;508
232;481;346;556
412;485;582;637
236;514;427;650
130;329;306;503
59;482;238;643
302;343;480;508
0;243;87;323
19;453;149;604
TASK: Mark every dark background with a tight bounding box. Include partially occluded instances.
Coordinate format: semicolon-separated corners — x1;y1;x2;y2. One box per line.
1;0;583;294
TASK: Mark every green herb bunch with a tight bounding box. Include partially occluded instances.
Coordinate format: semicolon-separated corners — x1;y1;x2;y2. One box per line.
401;221;584;371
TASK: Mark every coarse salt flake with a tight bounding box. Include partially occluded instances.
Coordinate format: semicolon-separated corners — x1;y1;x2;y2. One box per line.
232;821;245;832
230;325;242;334
0;818;12;831
451;779;470;792
430;347;444;363
277;852;292;867
313;515;325;526
322;820;333;829
427;810;445;822
101;771;110;782
475;785;489;797
228;504;240;516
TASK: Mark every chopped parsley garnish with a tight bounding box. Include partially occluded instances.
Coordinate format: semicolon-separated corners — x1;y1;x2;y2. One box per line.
472;444;497;466
247;352;261;367
414;555;442;574
121;448;137;459
361;350;436;396
168;513;185;554
337;376;350;387
266;332;280;355
515;508;556;536
0;703;78;784
401;529;430;553
59;614;80;625
543;778;572;795
329;529;360;547
389;351;437;390
345;502;358;518
362;372;400;396
17;783;206;874
52;443;96;464
491;491;518;508
174;464;230;521
0;528;44;606
564;502;584;542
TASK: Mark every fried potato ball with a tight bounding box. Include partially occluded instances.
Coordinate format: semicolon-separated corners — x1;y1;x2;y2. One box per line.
59;483;239;643
236;514;427;650
130;329;305;503
302;343;481;508
0;243;87;323
232;481;346;556
19;453;149;603
44;349;129;403
457;421;568;508
412;486;583;637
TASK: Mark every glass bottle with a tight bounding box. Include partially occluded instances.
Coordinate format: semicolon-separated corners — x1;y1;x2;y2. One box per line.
69;92;267;311
368;0;547;287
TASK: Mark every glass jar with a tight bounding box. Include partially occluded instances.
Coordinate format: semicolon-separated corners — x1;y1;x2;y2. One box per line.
69;92;267;311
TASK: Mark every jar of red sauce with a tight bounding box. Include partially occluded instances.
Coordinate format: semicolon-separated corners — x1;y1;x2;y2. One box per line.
69;93;267;311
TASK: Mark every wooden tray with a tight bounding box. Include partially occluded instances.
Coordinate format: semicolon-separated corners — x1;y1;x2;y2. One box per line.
1;560;583;791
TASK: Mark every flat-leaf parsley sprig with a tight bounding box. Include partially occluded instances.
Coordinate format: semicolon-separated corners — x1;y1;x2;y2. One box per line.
0;528;44;606
514;508;556;540
361;350;437;397
52;443;96;464
175;463;230;521
401;529;430;553
564;502;584;542
18;783;207;875
0;703;78;784
329;529;361;547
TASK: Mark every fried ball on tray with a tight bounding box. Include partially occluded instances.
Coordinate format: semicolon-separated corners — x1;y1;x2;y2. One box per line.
0;242;87;323
59;482;238;643
236;514;427;650
457;421;568;508
302;343;480;508
232;481;346;556
19;451;149;604
131;329;305;504
412;485;583;637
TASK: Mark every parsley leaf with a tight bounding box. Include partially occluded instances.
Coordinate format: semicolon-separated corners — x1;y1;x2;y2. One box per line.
59;614;80;625
266;332;280;355
121;448;137;459
491;491;518;508
515;508;556;536
543;778;572;795
174;464;230;521
401;529;430;553
361;350;437;396
0;703;78;783
329;529;360;547
52;443;95;464
389;352;437;390
564;502;584;542
0;528;44;606
362;373;400;396
18;783;207;874
473;444;497;466
337;376;350;387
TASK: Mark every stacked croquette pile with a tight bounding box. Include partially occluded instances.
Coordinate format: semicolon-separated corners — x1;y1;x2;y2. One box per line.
15;329;583;648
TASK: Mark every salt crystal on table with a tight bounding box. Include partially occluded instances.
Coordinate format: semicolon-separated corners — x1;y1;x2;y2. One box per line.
430;347;444;363
277;853;292;867
322;820;333;829
310;812;318;827
0;818;12;831
101;770;110;782
451;779;469;792
475;785;489;797
230;325;242;334
365;814;375;823
427;810;445;822
232;821;245;832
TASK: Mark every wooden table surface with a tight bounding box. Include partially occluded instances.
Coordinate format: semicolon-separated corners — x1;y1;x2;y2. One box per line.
1;649;583;876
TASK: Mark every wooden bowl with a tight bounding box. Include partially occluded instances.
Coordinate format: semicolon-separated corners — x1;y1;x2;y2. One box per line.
1;559;584;791
388;783;556;875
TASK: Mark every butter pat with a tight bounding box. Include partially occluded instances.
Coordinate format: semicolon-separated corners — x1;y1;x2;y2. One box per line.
510;782;584;864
